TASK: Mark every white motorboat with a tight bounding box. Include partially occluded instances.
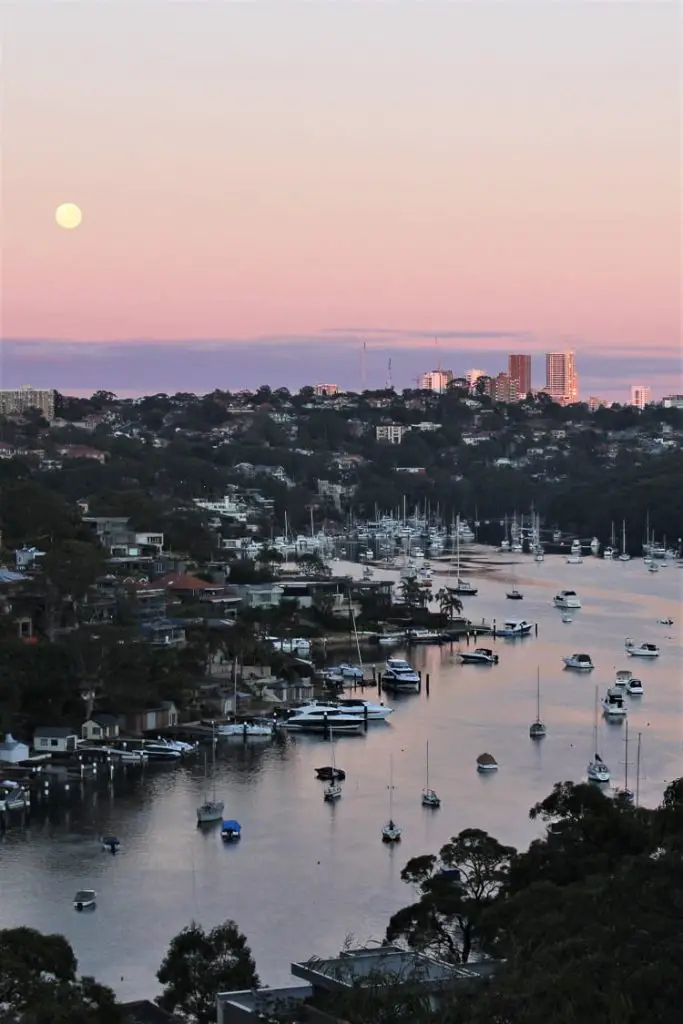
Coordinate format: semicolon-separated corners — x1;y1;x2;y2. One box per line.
625;640;659;658
141;740;182;761
496;619;533;638
382;756;402;841
283;708;364;734
460;647;499;665
217;720;275;738
382;657;421;692
331;663;365;680
613;669;632;688
377;632;406;647
267;636;311;655
421;741;440;808
627;676;644;696
73;889;97;910
587;687;610;782
563;652;594;671
297;699;392;721
476;752;499;772
603;546;616;560
647;563;659;573
407;628;442;644
566;555;583;564
602;689;627;718
553;590;581;609
570;539;582;556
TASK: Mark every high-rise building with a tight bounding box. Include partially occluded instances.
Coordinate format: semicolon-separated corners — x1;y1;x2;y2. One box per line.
465;368;486;391
629;385;651;410
419;369;453;393
508;354;531;398
492;373;519;404
544;351;578;405
0;386;56;421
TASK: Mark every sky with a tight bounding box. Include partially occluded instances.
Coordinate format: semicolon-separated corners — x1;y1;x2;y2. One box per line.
1;1;680;398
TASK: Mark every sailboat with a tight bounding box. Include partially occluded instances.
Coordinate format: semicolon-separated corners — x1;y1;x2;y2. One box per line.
622;720;634;803
323;729;342;802
587;687;610;783
196;725;224;823
506;569;523;600
529;668;546;738
382;756;402;842
449;515;478;596
421;742;440;807
618;520;631;561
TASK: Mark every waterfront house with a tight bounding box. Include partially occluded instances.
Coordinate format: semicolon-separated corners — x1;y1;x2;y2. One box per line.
138;618;187;648
263;677;315;704
217;945;492;1023
33;726;79;753
0;733;30;763
158;572;225;599
239;582;284;610
81;713;123;742
125;701;179;735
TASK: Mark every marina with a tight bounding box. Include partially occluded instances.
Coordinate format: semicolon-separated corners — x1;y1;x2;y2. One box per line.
0;553;680;1000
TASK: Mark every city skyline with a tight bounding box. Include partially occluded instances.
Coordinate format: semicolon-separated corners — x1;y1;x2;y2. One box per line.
1;1;679;385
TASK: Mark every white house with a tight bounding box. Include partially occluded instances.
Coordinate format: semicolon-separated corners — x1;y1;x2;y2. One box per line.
81;714;122;742
0;733;30;763
33;726;79;753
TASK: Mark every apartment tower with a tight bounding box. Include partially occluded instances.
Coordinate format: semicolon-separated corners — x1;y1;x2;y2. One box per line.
508;354;531;398
545;351;578;405
630;385;651;410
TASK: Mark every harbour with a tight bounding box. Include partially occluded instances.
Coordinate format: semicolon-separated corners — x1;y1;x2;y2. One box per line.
0;551;680;1000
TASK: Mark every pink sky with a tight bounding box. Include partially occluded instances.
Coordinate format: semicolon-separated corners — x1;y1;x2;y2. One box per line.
1;2;680;358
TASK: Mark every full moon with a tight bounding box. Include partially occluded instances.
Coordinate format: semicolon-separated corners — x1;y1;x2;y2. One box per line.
55;202;83;230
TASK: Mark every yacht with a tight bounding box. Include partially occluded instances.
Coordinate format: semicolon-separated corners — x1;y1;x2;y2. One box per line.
382;756;402;841
377;632;405;647
570;539;582;556
421;741;440;808
566;555;583;564
142;740;183;761
553;590;582;609
625;640;660;658
282;708;364;734
406;628;443;644
613;669;633;689
587;754;610;782
506;588;523;600
382;658;421;692
448;580;478;596
296;699;392;721
602;689;627;718
267;637;311;655
460;647;499;665
496;619;533;638
563;653;594;671
196;734;224;825
627;676;644;696
73;890;97;911
529;668;546;739
334;663;365;680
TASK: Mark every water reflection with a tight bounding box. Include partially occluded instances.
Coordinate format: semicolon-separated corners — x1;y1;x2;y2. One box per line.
0;556;680;998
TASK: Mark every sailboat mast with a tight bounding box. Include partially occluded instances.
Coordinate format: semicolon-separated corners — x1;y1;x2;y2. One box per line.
536;667;541;721
426;742;429;789
624;720;629;793
593;686;599;755
635;733;642;806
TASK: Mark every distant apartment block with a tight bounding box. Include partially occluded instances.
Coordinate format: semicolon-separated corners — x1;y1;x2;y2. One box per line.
545;351;578;405
314;383;339;396
588;396;611;411
465;368;486;390
508;354;531;397
662;395;683;409
630;385;651;410
376;423;407;444
419;368;453;393
492;372;519;403
0;386;55;421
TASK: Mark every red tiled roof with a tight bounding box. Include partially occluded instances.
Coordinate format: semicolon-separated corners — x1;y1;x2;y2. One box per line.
158;572;217;591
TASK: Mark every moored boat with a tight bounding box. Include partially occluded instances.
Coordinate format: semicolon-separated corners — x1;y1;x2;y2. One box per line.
460;647;499;665
476;752;499;772
73;889;97;911
221;819;242;841
625;640;659;658
563;652;594;671
553;590;582;609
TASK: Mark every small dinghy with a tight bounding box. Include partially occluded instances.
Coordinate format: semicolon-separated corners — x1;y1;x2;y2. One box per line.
101;835;120;853
220;819;242;842
315;766;346;781
73;889;97;911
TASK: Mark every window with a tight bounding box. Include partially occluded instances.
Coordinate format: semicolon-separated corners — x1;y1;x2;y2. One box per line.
92;726;101;736
50;739;58;747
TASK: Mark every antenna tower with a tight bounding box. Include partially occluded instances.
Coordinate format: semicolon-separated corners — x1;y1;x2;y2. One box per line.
386;358;393;390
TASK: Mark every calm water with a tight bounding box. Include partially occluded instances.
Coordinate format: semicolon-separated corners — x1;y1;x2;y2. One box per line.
1;554;681;998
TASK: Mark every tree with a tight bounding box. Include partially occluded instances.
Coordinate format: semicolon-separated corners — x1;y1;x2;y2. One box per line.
156;920;259;1024
436;587;463;622
386;829;516;963
399;577;424;613
0;926;122;1023
41;539;107;602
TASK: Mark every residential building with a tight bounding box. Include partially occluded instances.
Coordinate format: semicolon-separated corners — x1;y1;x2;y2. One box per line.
419;368;453;393
313;383;339;396
588;396;610;411
492;372;519;403
375;423;407;444
0;386;56;421
33;726;79;753
125;702;179;735
662;394;683;409
508;354;532;397
81;714;122;742
630;385;651;410
545;350;578;405
465;368;486;390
